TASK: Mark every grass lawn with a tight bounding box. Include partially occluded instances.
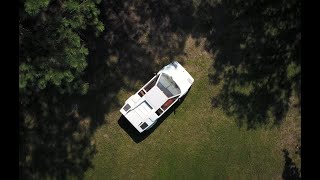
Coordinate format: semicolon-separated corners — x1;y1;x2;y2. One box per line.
83;37;300;179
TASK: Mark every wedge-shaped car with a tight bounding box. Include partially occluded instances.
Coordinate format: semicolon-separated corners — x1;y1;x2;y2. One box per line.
120;61;194;133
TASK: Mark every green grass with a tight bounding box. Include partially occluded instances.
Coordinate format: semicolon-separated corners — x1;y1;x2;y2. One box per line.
83;52;299;179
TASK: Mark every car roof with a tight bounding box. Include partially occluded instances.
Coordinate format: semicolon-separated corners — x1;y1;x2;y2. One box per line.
144;86;168;109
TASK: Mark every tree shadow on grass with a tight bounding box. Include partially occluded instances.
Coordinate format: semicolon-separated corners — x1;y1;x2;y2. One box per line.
118;90;189;143
19;94;97;180
97;0;195;67
192;0;301;129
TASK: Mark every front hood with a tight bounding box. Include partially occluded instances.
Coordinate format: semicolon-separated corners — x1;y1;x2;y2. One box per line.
158;61;194;95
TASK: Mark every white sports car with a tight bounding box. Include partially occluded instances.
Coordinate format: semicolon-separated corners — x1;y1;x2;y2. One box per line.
120;61;194;133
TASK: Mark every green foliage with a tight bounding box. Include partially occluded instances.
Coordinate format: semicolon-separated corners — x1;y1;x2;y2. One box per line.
19;0;105;105
24;0;50;15
19;63;35;89
80;82;90;95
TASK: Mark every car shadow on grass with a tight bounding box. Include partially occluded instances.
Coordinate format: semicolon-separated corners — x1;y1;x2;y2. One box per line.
118;90;189;143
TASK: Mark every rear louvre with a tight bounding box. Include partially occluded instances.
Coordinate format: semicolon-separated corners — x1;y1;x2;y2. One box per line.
132;101;153;120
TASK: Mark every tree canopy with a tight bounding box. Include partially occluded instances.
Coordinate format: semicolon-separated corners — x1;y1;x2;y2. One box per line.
19;0;104;106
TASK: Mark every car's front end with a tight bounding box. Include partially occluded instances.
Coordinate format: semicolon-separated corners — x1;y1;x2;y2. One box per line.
157;61;194;96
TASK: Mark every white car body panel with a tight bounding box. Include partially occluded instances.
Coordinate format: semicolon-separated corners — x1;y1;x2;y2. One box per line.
145;87;168;109
120;61;194;133
157;61;194;96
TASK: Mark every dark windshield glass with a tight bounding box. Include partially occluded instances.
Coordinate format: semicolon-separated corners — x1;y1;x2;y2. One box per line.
156;73;181;97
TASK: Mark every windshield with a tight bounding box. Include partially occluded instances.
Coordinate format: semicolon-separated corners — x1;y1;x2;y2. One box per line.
156;73;181;97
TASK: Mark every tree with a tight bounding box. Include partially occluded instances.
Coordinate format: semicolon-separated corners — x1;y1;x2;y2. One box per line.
19;1;105;178
19;0;104;106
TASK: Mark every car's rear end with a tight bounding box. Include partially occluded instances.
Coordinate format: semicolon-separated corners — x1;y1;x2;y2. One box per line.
120;100;155;133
